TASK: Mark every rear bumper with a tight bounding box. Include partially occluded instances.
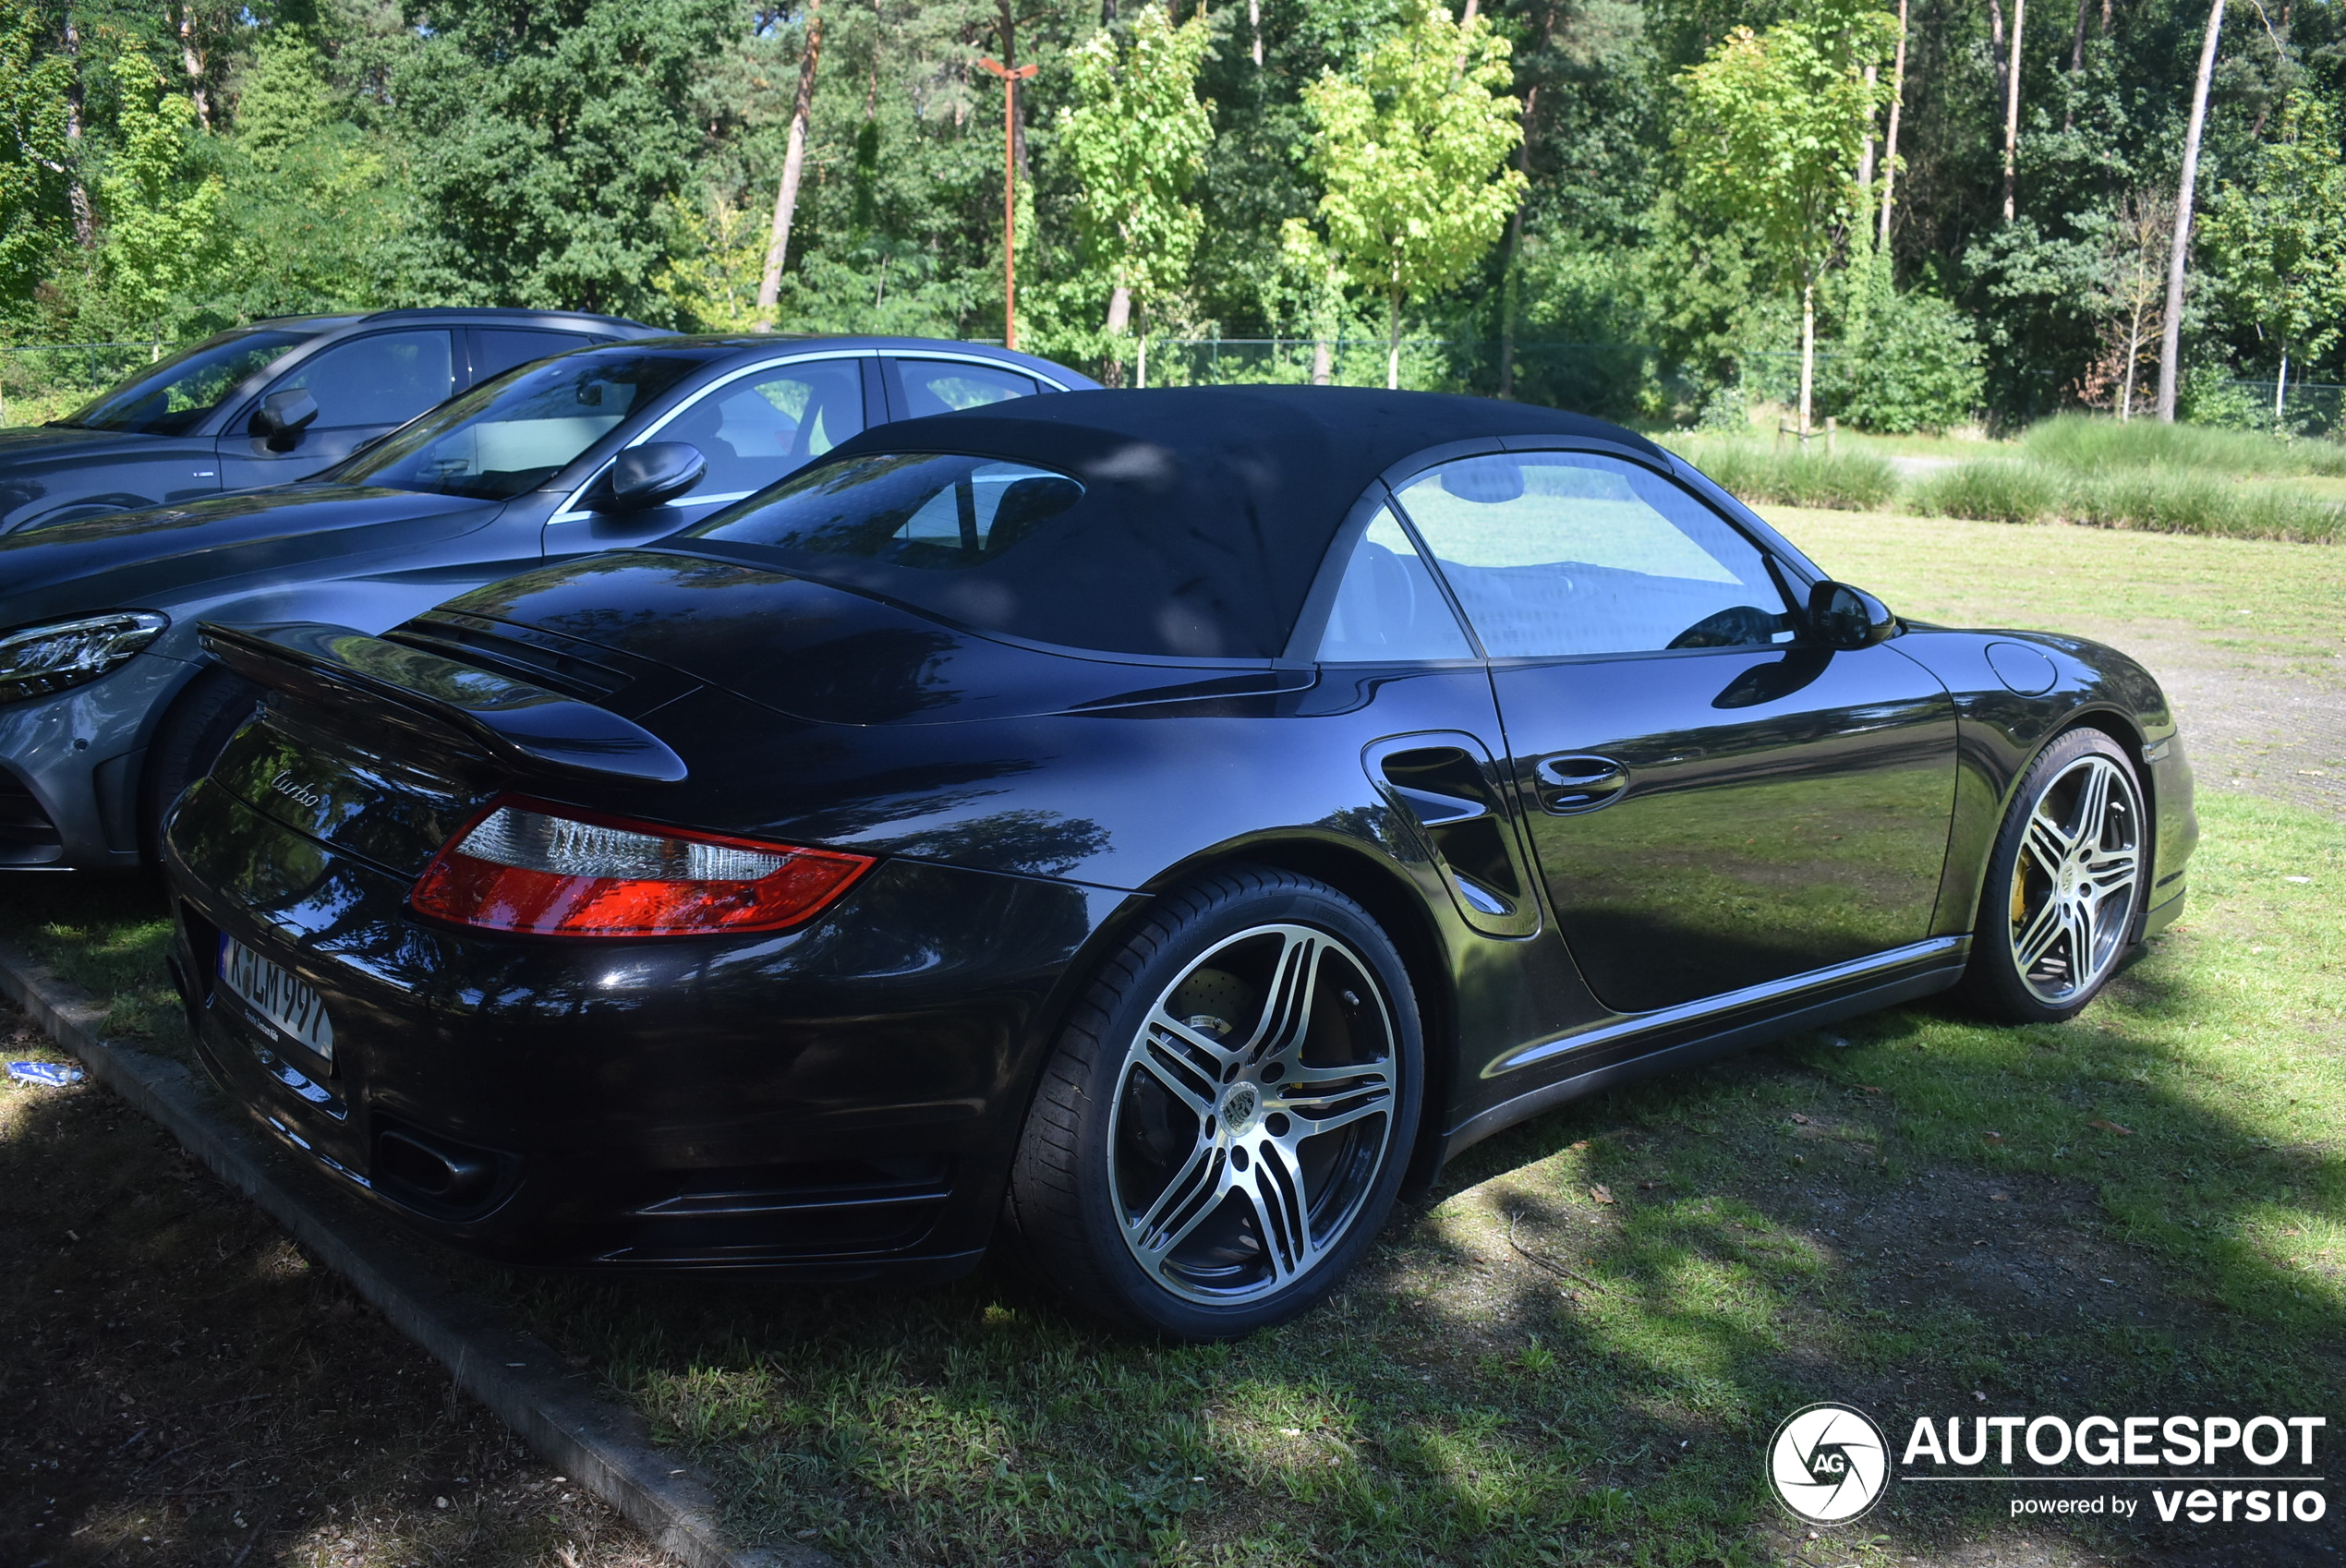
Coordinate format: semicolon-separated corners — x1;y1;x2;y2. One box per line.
163;776;1116;1276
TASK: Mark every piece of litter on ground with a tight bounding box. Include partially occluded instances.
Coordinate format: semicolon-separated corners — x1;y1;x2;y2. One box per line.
1590;1184;1615;1204
7;1061;84;1088
2087;1118;2134;1136
2099;1278;2117;1285
2283;875;2311;884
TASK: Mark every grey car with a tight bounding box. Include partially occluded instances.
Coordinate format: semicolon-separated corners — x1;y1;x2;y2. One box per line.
0;334;1098;870
0;308;659;535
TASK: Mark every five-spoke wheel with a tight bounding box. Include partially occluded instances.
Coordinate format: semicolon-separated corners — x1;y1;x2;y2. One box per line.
1965;728;2146;1022
1008;867;1421;1338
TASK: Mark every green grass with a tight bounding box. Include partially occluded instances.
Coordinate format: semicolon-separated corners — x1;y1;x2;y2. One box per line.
2021;411;2346;478
0;874;190;1055
1910;458;2344;543
495;790;2342;1565
1658;438;1899;511
1755;505;2346;676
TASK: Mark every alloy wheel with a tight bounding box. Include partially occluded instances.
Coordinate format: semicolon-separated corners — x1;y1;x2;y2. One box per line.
1107;923;1398;1305
2007;753;2142;1007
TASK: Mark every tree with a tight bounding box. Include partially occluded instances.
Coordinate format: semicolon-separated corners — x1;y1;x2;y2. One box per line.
1057;2;1215;386
2200;93;2346;431
2156;0;2223;422
0;0;75;307
93;51;223;337
392;0;735;320
1675;3;1894;437
756;0;825;331
1299;0;1524;390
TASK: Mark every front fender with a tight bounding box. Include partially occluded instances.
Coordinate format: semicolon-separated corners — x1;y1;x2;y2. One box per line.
1891;628;2194;938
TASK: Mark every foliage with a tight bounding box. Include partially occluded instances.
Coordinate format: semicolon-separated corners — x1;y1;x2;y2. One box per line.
390;0;737;320
91;53;224;338
2198;92;2346;411
0;0;75;308
1827;277;1984;433
1296;0;1525;386
1;0;2344;439
1056;4;1216;372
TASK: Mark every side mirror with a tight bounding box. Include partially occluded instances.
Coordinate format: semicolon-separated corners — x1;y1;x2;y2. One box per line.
595;442;707;512
1808;580;1897;648
249;388;320;451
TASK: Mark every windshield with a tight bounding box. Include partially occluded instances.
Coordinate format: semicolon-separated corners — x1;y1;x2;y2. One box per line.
687;452;1084;572
337;350;708;501
62;329;317;436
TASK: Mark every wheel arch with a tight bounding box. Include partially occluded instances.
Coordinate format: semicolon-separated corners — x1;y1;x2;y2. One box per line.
1006;828;1461;1205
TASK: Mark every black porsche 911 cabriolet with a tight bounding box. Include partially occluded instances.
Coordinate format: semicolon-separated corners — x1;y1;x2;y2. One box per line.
160;386;2196;1339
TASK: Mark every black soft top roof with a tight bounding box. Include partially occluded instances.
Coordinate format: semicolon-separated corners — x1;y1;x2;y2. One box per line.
811;385;1659;660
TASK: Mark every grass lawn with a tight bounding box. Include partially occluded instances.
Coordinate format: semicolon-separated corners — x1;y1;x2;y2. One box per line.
3;516;2340;1565
1760;505;2346;679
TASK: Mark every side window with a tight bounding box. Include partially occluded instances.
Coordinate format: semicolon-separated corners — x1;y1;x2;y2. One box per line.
648;359;866;502
272;331;455;430
895;358;1038;417
1314;506;1475;662
473;329;593;382
1393;452;1793;658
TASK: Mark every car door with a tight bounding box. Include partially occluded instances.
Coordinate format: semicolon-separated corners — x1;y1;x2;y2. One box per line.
1389;449;1958;1016
217;329;457;488
466;327;601;389
540;355;874;558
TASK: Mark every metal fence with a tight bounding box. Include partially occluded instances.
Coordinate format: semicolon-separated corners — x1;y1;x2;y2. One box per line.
0;341;168;425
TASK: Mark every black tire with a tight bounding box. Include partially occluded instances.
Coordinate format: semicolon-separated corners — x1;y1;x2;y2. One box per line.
139;667;264;860
1960;727;2147;1024
1005;865;1424;1340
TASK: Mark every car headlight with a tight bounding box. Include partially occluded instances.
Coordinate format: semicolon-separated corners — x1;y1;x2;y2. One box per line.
0;612;169;705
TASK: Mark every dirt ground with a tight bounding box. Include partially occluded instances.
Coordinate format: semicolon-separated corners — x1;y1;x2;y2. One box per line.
2083;619;2346;821
0;997;674;1568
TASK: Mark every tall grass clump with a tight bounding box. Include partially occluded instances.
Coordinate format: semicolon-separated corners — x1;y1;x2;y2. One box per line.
2021;413;2346;478
1669;440;1897;510
1909;460;2064;524
2072;469;2344;542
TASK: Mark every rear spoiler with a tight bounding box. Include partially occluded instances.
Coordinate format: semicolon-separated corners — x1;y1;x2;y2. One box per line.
200;621;688;786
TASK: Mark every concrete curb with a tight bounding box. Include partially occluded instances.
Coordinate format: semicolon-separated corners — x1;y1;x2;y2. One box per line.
0;941;829;1568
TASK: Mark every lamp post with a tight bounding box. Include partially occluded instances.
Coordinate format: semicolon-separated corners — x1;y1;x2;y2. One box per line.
977;54;1038;350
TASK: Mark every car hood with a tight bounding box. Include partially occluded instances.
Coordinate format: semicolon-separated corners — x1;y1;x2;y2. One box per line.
0;484;506;629
0;423;138;464
428;549;1312;727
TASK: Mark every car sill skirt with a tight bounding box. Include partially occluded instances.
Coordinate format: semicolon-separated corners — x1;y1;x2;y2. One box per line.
1439;935;1970;1161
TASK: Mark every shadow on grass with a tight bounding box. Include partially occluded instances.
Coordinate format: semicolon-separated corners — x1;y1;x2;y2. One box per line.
11;801;2340;1566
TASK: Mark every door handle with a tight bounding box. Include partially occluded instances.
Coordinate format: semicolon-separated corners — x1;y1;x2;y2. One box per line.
1534;754;1627;814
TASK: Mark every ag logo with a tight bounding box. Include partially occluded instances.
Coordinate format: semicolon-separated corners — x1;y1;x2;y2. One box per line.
1768;1402;1890;1525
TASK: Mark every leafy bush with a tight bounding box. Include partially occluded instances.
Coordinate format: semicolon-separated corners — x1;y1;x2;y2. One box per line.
1910;461;2064;524
1829;289;1986;434
1671;440;1898;509
2021;412;2346;478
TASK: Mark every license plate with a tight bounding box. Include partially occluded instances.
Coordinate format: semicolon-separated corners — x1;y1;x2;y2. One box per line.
218;935;335;1064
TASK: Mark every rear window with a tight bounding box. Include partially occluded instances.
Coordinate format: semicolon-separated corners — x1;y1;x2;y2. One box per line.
689;452;1082;571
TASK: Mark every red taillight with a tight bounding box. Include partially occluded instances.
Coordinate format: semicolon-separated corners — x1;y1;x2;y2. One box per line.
409;798;874;937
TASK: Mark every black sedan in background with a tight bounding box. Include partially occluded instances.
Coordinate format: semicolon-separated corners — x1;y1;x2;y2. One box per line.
0;308;656;534
164;387;2195;1340
0;336;1094;870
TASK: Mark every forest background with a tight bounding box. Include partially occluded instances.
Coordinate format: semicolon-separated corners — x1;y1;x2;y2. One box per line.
1;0;2342;435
